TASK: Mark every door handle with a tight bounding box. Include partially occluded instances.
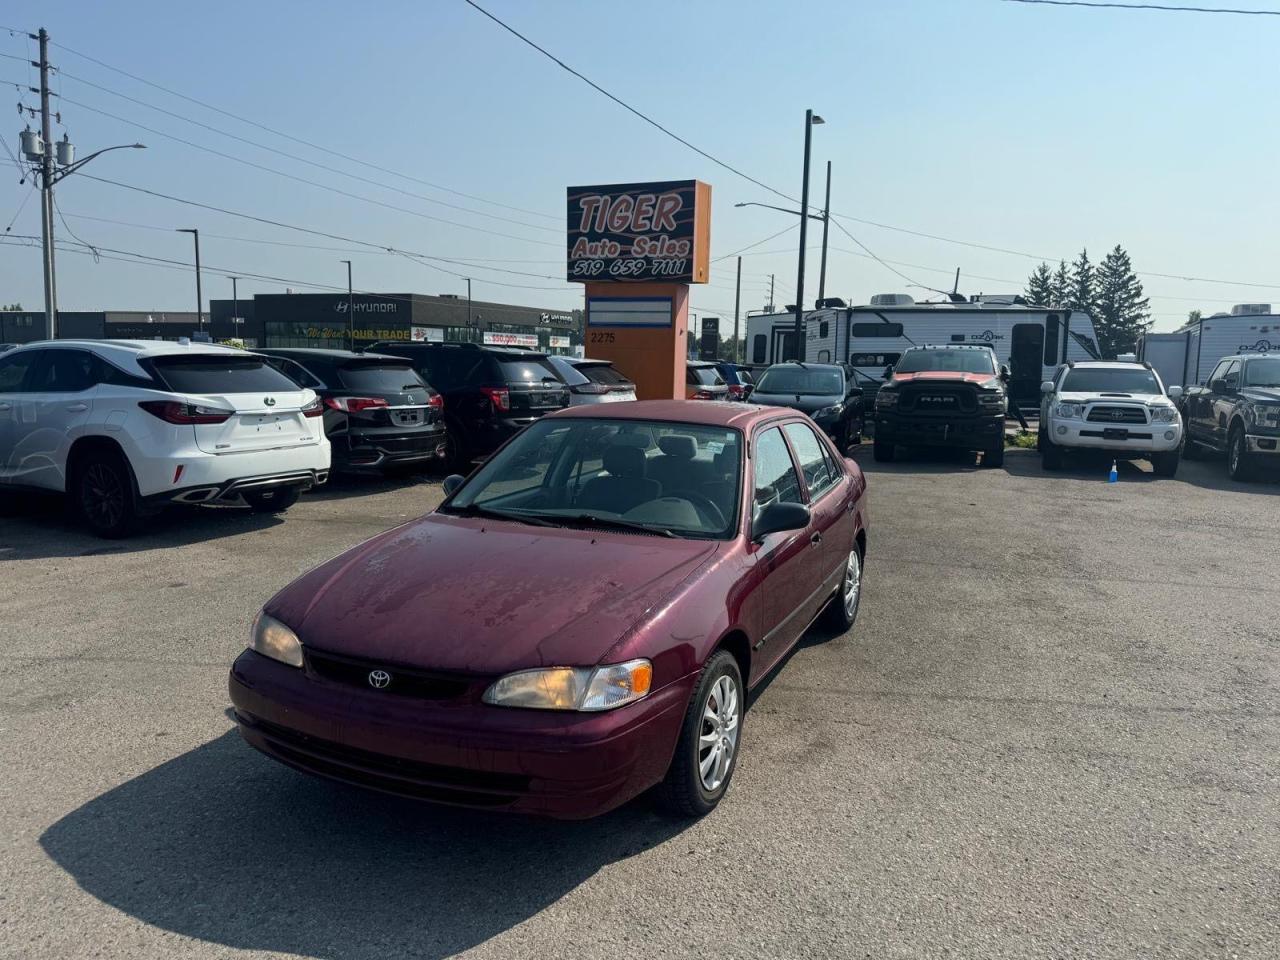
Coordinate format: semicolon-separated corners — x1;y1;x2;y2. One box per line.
65;403;89;412
0;402;10;411
809;532;822;545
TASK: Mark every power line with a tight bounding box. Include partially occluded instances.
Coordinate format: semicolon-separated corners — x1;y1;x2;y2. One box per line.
48;37;560;222
1001;0;1280;14
713;222;799;262
54;67;558;233
462;0;798;206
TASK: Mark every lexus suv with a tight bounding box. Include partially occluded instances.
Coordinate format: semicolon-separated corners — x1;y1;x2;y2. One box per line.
1039;361;1183;477
873;345;1009;467
1180;351;1280;481
0;340;329;537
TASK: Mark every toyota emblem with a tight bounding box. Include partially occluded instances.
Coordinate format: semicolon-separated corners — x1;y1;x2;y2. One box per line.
367;669;391;689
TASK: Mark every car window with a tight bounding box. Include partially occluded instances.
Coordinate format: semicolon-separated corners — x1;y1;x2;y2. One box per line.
269;357;324;389
687;366;725;386
33;349;97;393
338;362;425;393
146;355;304;394
783;422;838;500
755;367;843;395
578;362;631;386
0;351;40;392
549;358;588;386
1243;358;1280;387
499;356;560;385
754;427;803;513
1205;360;1231;387
1223;360;1241;388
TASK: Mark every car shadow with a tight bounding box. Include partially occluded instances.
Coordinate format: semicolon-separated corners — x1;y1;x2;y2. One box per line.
40;730;690;960
303;469;442;503
848;445;985;474
1001;448;1280;492
0;493;284;561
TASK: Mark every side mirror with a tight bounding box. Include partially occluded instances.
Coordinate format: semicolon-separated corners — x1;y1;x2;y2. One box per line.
1211;378;1234;395
752;501;811;542
1167;385;1183;400
442;474;466;497
1040;380;1055;395
999;364;1011;382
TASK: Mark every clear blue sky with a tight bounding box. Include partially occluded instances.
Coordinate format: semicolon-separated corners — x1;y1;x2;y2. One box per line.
2;0;1277;331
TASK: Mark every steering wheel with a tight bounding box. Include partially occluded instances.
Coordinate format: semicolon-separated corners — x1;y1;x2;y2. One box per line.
666;490;727;529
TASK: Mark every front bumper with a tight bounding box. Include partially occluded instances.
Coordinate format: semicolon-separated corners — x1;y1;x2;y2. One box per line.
1246;433;1280;455
228;650;694;819
1050;419;1181;453
875;412;1004;450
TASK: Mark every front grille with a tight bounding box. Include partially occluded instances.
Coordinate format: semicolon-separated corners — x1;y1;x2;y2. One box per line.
1087;405;1147;424
899;385;978;414
305;648;473;700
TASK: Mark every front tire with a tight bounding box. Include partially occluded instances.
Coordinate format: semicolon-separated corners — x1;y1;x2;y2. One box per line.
1042;434;1064;471
1152;449;1180;478
1227;424;1255;482
243;486;301;513
983;443;1005;468
656;650;743;818
74;450;139;539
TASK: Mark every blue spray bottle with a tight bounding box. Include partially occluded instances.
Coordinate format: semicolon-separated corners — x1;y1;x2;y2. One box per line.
1108;460;1118;483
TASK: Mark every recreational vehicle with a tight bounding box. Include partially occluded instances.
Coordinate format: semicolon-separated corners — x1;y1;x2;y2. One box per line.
1137;305;1278;388
744;295;1103;409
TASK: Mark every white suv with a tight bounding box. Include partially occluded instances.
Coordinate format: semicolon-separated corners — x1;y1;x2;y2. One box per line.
0;340;330;536
1039;361;1184;476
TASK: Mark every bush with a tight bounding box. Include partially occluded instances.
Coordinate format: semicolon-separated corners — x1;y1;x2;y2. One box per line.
1006;431;1038;449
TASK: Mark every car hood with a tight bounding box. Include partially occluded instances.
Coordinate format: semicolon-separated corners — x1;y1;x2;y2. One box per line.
1241;387;1280;403
1055;391;1169;404
750;392;843;414
890;372;997;386
266;514;720;674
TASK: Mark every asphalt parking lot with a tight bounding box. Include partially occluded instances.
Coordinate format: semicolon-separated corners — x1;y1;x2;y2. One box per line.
2;450;1277;960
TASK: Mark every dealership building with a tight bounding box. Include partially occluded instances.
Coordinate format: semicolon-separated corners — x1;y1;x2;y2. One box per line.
1;292;583;352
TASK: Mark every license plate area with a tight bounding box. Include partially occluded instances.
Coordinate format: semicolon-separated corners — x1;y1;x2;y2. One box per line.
1103;427;1130;440
396;409;423;425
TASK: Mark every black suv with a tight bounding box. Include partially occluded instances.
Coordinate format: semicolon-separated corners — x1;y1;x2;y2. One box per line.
1180;351;1280;481
748;361;864;453
873;344;1009;467
366;342;569;468
259;349;446;474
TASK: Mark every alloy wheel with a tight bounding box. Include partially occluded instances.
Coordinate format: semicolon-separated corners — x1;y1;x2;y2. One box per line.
697;674;740;792
82;462;124;530
1230;432;1241;475
843;548;862;618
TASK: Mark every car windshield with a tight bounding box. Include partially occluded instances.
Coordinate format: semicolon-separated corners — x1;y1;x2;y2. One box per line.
755;367;843;395
1243;358;1280;387
1061;368;1162;394
444;418;743;539
894;350;996;375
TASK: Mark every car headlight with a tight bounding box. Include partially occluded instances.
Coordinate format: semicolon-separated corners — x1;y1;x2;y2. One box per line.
1150;405;1179;423
482;658;653;711
1053;401;1085;420
978;392;1007;411
813;403;844;419
250;610;303;667
875;389;898;411
1254;405;1280;424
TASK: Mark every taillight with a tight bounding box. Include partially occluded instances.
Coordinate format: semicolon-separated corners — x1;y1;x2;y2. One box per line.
727;384;746;399
572;383;609;395
428;393;444;411
302;398;324;418
482;386;511;412
323;396;388;413
138;400;233;424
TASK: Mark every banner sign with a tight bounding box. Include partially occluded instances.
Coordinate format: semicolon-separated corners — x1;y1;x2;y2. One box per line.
586;297;673;328
548;334;571;348
567;180;711;284
483;331;540;348
411;326;444;342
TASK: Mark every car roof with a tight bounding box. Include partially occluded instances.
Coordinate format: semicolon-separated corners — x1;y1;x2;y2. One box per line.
548;399;801;429
764;361;843;371
260;347;408;361
1070;361;1146;369
5;339;251;361
910;343;995;351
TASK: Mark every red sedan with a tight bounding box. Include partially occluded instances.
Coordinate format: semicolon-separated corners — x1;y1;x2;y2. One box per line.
229;400;868;818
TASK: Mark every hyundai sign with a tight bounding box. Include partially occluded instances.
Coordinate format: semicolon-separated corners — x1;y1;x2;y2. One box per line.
567;180;711;284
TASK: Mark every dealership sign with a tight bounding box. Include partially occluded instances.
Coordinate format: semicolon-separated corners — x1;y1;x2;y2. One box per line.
483;331;539;349
566;180;711;284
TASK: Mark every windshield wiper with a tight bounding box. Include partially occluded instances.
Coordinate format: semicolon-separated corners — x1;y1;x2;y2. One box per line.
564;514;676;538
443;503;559;528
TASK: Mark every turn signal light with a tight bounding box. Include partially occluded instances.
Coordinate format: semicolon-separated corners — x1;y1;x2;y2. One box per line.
323;396;388;413
481;386;511;411
301;398;324;418
138;400;233;425
428;393;445;411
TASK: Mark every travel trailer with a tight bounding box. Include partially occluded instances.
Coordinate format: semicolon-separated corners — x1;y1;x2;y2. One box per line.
743;294;1103;408
1137;305;1278;388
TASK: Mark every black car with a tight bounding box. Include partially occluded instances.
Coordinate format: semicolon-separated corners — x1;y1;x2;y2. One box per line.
748;361;864;453
365;341;569;469
715;362;756;401
258;349;446;474
1180;351;1280;481
872;345;1009;467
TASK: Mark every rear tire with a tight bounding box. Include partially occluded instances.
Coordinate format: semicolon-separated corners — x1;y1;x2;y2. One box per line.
983;443;1005;468
1227;424;1255;482
873;439;896;463
74;449;139;539
1042;434;1064;471
444;425;470;473
243;486;300;514
1152;450;1180;478
655;650;743;818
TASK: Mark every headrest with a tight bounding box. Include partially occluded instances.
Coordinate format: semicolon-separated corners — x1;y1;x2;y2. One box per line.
657;435;697;460
603;444;646;478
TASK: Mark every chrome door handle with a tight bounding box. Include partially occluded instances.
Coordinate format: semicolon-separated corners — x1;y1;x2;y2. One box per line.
0;402;10;411
65;403;88;412
810;532;822;545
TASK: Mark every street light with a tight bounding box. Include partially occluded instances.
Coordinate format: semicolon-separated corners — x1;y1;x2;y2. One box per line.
226;276;242;337
733;201;824;222
339;260;353;348
176;229;203;332
793;109;823;361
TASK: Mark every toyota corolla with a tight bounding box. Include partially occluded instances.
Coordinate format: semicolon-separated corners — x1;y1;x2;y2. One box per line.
229;400;868;818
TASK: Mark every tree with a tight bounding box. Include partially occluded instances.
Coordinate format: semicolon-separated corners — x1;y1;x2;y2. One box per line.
1050;261;1070;307
1187;309;1202;326
1066;249;1096;316
1093;244;1151;358
1025;263;1054;306
1;303;23;311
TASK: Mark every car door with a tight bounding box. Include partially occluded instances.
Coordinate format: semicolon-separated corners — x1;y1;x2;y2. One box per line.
1209;360;1242;451
1184;360;1224;447
747;424;816;680
783;421;852;612
0;349;42;483
22;348;99;490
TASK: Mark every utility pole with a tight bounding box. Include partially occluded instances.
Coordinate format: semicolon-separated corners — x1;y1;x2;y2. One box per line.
227;275;241;337
466;278;472;330
340;260;353;348
818;160;832;306
793;108;823;361
37;29;57;339
733;256;742;365
177;229;203;331
769;274;775;313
